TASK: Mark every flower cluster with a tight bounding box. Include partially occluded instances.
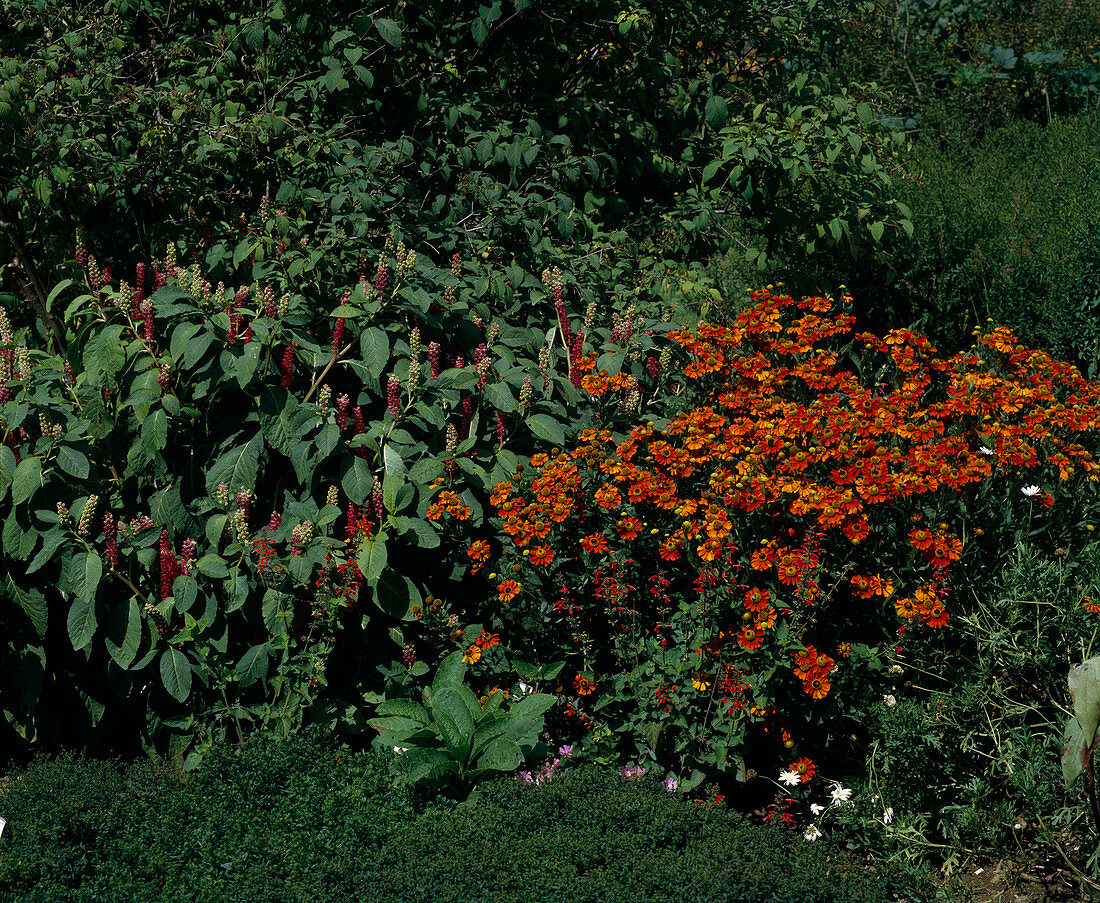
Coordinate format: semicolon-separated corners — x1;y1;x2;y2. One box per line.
477;287;1100;781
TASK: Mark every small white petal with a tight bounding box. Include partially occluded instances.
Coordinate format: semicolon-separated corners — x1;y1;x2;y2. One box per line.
1021;485;1040;497
804;825;822;841
809;803;825;815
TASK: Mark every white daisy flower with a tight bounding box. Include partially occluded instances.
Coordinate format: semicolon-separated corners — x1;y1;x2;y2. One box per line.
882;807;894;825
779;770;802;787
883;694;897;707
1021;485;1040;497
979;445;995;456
809;803;825;816
830;784;853;806
804;825;822;841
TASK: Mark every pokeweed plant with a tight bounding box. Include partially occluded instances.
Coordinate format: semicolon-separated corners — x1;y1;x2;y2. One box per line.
454;287;1100;789
0;217;672;766
370;649;556;798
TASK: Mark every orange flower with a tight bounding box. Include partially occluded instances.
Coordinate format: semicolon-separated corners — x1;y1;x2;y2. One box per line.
476;629;500;649
467;539;491;562
744;587;770;612
581;533;609;554
790;757;815;782
462;644;482;664
497;579;521;602
529;545;555;567
574;673;596;695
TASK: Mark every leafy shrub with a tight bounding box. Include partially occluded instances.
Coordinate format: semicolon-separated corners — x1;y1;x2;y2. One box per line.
461;287;1100;790
0;735;924;903
0;223;672;765
875;109;1100;365
0;1;908;337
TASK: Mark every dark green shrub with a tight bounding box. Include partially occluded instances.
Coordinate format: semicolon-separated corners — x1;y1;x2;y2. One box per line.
877;109;1100;363
0;734;925;903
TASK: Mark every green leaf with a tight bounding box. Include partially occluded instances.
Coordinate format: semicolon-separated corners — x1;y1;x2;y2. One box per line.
431;686;476;749
509;692;556;718
195;554;229;578
57;446;90;480
11;456;42;506
172;575;198;613
374;17;402;47
433;650;467;691
3;575;47;639
361;327;390;378
357;538;388;583
869;220;885;243
104;599;141;669
67;594;98;652
377;698;430;724
206;432;263;494
74;550;103;602
142;408;168;452
1069;657;1100;744
1063;715;1090;788
0;445;16;498
704;94;729;129
373;570;420;619
235;643;271;687
160;648;193;702
485;381;516;412
400;516;439;549
342;455;373;505
475;737;523;772
525;414;565;446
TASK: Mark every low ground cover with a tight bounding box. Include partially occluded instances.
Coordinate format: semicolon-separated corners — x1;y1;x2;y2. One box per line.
0;730;924;903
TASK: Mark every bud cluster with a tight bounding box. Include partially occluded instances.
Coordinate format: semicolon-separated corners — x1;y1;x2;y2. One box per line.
290;521;313;555
103;512;118;567
406;327;421;393
387;374;401;416
77;495;99;537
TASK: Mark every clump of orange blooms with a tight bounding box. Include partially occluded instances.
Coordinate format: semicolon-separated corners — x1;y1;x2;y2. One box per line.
481;288;1100;774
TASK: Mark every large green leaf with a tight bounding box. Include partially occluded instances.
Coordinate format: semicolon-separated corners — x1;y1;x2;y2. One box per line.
160;647;193;702
361;327;390;378
431;686;476;750
1069;657;1100;745
103;599;142;669
525;414;565;446
74;550;103;602
11;456;42;506
3;575;47;639
372;569;420;619
433;650;467;691
509;692;557;719
205;432;263;494
342;455;373;505
474;737;523;772
235;643;270;687
376;698;430;724
56;446;90;479
357;537;388;583
67;594;98;651
1063;715;1090;788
